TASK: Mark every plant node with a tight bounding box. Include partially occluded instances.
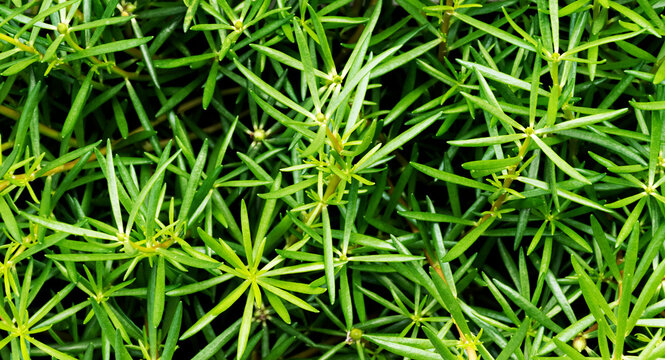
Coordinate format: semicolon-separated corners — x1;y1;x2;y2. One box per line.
57;23;68;34
234;19;244;31
120;1;136;16
573;335;587;352
346;328;363;344
252;128;266;142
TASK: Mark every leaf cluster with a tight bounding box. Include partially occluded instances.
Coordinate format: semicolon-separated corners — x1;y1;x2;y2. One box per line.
1;0;665;358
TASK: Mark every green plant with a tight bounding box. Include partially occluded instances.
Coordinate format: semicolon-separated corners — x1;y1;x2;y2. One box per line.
1;0;665;358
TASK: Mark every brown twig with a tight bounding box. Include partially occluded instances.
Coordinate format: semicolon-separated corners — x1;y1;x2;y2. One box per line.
438;0;454;60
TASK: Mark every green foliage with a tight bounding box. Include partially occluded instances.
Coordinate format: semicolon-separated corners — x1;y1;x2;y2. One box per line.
0;0;664;358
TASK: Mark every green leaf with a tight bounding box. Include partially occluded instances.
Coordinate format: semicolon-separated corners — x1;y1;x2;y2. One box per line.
493;279;564;333
341;179;359;255
549;0;559;51
616;41;657;62
441;217;495;262
265;290;291;324
422;326;458;360
649;116;662;186
21;213;115;241
102;140;123;234
293;19;321;111
234;58;314;120
125;147;181;233
250;44;328;78
561;30;644;58
530;134;590;184
429;268;471;336
458;60;548;96
160;302;182;360
179;139;208;222
371;38;442;78
354;111;440;172
340;0;382;79
535;108;628;134
153;52;217;68
259;176;318;199
190;318;242;360
608;1;660;37
322;206;335;304
554;221;592;253
448;133;526;147
151;256;166;328
202;62;219;110
64;37;153;61
27;337;77;360
257;280;319;313
552;339;587;360
461;157;521;171
69;16;133;32
90;300;119;347
197;228;246;270
300;123;327;158
626;257;665;334
180;280;250;340
155;75;204;117
632;100;665;110
496;319;529;360
460;92;525;131
614;196;647;249
46;253;134;261
516;176;611;213
411;162;496;192
1;55;38;76
364;335;441;360
452;12;535;52
0;195;20;241
398;211;476;225
237;291;254;360
240;199;253;268
339;267;353;329
571;255;617;324
590;215;622;282
183;0;201;32
347;254;424;262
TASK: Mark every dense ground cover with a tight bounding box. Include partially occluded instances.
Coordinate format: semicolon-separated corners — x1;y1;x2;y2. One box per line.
1;0;665;358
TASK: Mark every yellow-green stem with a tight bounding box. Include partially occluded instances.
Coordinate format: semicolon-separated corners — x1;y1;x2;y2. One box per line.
0;33;41;57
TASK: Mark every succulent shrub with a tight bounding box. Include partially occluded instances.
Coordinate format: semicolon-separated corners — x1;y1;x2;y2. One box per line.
1;0;665;359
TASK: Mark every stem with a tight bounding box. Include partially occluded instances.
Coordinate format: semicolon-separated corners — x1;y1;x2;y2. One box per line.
424;135;535;356
63;32;143;80
425;240;478;360
1;141;13;151
473;136;531;228
2;104;79;146
0;33;41;57
0;105;19;120
438;0;454;61
333;0;377;64
326;127;343;154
